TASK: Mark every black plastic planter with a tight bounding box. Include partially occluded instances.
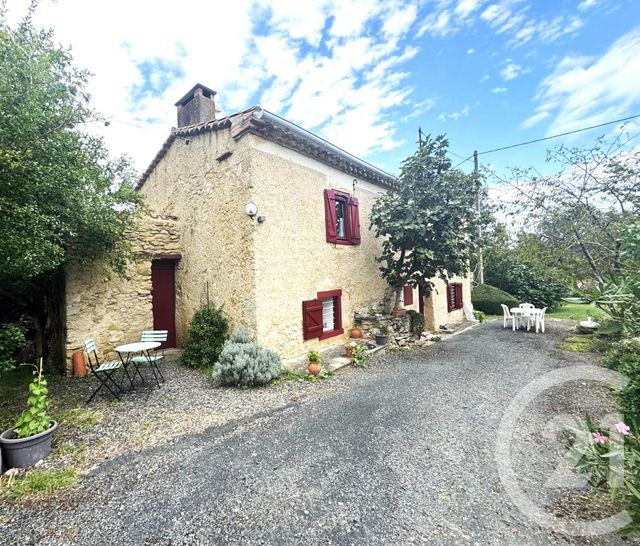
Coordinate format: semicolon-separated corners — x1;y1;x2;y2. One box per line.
375;334;388;345
0;420;57;470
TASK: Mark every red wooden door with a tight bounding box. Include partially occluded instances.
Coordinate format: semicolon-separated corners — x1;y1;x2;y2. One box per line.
151;259;177;348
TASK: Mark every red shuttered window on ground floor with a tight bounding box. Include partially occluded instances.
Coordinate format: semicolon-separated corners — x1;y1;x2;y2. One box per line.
302;289;343;340
447;282;463;312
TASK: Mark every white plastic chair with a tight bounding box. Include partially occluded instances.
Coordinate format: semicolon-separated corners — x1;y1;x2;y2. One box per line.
501;304;516;329
536;307;547;333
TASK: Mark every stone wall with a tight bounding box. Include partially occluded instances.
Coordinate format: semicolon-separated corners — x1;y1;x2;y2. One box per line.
64;215;180;374
247;136;391;360
354;313;412;348
140;130;258;344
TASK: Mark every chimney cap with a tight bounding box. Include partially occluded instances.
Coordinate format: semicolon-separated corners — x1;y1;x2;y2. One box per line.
175;83;217;107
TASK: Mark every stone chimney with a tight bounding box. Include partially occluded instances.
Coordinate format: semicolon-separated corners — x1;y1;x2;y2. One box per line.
175;83;217;127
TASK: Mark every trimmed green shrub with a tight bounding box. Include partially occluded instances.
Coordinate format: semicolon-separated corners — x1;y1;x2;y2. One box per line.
471;284;519;315
213;328;281;387
182;305;230;369
485;252;566;309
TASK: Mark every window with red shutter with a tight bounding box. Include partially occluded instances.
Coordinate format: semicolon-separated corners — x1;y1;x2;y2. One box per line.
302;299;323;340
324;189;360;246
324;189;337;243
348;196;361;245
403;285;414;306
302;289;343;340
447;282;463;312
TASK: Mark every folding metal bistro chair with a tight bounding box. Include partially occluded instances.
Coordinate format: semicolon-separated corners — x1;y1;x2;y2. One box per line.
131;330;168;387
84;338;124;404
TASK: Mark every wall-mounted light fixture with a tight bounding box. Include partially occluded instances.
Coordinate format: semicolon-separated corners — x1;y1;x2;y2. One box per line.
245;202;258;217
353;178;358;192
257;215;267;223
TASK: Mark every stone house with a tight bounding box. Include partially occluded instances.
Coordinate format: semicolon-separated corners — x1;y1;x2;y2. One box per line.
64;83;470;370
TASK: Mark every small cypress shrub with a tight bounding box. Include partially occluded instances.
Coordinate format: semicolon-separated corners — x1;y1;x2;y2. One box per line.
182;305;230;369
213;328;281;386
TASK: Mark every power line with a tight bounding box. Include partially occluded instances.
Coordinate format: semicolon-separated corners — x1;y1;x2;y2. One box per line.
451;113;640;169
479;113;640;156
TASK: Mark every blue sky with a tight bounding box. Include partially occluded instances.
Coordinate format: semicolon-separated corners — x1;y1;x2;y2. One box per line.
9;0;640;181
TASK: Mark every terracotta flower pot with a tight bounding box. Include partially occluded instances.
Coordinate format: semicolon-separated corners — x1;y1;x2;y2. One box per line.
349;327;362;339
344;345;354;359
72;350;87;377
392;308;406;317
307;362;321;375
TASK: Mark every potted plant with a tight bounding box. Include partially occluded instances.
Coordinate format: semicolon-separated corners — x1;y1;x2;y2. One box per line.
375;326;389;345
392;306;406;317
344;341;357;358
351;344;368;367
0;358;58;469
349;326;363;339
307;349;322;375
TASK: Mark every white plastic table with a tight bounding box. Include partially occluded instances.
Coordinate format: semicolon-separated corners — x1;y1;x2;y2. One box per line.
510;307;543;332
115;341;161;388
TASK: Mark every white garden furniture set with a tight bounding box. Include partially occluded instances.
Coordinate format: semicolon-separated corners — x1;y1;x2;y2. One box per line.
501;303;547;333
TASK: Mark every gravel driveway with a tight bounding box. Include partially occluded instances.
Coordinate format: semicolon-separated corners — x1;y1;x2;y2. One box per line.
0;320;627;545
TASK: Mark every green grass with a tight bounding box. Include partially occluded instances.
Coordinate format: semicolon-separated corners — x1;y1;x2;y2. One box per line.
560;336;598;352
52;406;103;430
270;368;333;385
5;468;78;500
547;303;604;321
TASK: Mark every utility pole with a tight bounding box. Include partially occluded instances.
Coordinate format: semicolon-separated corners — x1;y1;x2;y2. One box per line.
474;150;484;284
418;127;424;149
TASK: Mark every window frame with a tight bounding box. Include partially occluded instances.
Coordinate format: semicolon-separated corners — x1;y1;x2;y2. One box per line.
332;190;352;245
324;189;361;246
447;282;463;312
317;289;343;340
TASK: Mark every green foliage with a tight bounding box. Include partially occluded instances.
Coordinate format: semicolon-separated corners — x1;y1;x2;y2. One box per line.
473;310;486;323
213;328;281;387
181;305;230;369
307;349;321;363
471;284;519;315
271;367;333;385
603;338;640;422
560;336;597;352
484;248;566;309
351;344;368;367
0;322;25;373
0;11;143;284
7;468;77;500
407;309;426;336
573;419;640;536
370;134;487;305
13;360;51;438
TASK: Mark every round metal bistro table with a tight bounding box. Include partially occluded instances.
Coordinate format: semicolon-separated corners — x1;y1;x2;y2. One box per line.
510;307;543;332
115;341;161;388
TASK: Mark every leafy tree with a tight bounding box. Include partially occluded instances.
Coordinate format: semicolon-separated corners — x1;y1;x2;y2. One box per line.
370;134;486;309
0;5;143;370
506;133;640;284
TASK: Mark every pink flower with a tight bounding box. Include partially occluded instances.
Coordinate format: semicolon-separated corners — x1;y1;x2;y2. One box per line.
577;281;586;289
592;432;608;444
614;422;631;436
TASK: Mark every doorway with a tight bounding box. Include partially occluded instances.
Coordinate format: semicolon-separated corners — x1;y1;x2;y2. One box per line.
151;259;178;348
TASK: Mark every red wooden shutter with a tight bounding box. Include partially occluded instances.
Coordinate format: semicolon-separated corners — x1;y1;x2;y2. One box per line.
302;299;323;340
455;283;463;310
324;189;337;243
403;285;414;306
348;196;361;244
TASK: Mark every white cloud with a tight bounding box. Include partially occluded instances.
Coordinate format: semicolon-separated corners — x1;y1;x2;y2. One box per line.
417;9;455;37
578;0;599;10
402;97;439;121
455;0;484;19
524;27;640;135
491;87;508;93
438;105;470;121
5;0;423;170
467;47;475;54
500;61;530;80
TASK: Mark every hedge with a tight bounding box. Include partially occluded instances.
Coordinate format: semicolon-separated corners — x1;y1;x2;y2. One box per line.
471;284;519;315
